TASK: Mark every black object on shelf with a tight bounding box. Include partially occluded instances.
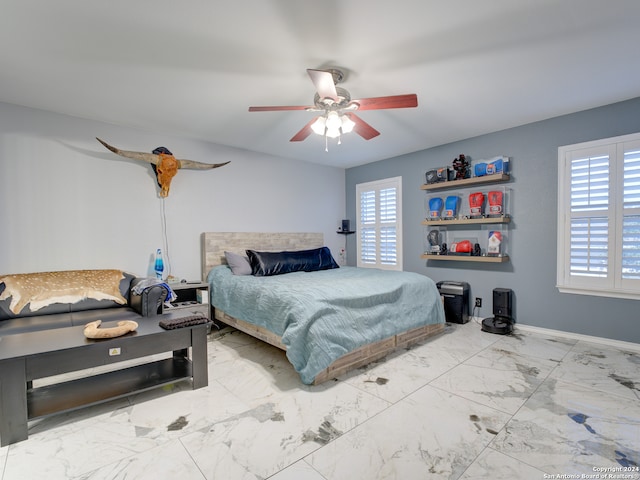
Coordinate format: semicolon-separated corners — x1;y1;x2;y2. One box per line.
338;220;355;234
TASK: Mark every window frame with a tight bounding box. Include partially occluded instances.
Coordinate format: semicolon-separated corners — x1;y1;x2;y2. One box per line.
557;132;640;299
355;176;403;271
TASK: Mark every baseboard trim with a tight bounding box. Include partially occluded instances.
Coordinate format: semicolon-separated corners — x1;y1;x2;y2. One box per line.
468;316;640;352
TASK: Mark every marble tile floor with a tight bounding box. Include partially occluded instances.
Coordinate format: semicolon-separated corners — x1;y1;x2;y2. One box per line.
1;321;639;480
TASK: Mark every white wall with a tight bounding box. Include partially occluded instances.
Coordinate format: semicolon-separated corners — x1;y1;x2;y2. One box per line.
0;102;346;280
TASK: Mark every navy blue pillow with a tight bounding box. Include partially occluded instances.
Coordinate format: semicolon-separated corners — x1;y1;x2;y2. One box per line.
246;247;339;277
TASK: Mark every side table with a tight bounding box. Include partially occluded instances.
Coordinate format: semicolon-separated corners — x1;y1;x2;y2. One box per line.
164;282;210;320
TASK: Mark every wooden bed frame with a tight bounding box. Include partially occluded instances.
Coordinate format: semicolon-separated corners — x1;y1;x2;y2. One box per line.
201;232;445;384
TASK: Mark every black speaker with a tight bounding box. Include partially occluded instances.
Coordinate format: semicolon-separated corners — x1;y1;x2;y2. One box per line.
493;288;512;319
341;219;350;232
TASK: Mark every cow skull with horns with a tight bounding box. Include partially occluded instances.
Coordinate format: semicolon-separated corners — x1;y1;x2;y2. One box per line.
96;138;230;197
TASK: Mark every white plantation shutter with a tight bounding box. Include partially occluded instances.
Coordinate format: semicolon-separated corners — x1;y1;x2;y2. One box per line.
558;133;640;298
621;146;640;281
569;152;610;278
379;187;398;265
622;216;640;279
570;217;608;277
359;190;377;265
356;177;403;270
380;227;397;265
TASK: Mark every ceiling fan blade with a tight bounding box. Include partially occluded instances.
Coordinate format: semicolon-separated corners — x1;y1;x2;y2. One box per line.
249;105;312;112
345;113;380;140
351;93;418;111
290;117;319;142
307;69;339;101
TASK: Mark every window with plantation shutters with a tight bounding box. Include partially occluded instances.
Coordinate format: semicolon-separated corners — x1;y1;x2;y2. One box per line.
557;132;640;299
356;177;403;270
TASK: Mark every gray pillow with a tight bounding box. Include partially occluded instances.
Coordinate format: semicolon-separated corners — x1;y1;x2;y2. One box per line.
224;251;252;275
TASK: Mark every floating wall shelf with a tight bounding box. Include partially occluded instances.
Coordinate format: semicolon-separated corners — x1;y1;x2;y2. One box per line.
420;173;510;191
422;215;511;226
421;254;509;263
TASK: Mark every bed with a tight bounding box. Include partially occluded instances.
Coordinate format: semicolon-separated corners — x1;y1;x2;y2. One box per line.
201;232;445;384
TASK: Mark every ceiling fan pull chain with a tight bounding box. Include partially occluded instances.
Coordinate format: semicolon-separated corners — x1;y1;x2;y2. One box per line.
325;133;329;152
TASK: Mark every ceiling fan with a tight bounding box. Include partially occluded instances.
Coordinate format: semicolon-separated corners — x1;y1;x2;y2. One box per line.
248;68;418;149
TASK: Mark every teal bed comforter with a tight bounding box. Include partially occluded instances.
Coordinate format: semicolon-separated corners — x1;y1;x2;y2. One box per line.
207;266;445;384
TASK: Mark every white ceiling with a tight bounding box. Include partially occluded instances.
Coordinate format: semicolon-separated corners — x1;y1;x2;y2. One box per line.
2;1;640;168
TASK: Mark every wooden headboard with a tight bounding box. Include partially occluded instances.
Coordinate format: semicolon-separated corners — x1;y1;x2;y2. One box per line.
201;232;324;280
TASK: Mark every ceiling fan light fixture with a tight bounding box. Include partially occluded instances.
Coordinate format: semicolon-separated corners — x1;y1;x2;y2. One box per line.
340;114;355;134
325;111;341;129
324;111;342;138
325;127;341;139
311;111;355;145
311;116;326;135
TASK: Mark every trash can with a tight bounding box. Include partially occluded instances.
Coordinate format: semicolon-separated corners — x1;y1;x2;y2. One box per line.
436;281;470;324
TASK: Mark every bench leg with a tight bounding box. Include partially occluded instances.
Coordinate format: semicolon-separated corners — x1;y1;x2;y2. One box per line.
0;359;29;446
190;325;208;389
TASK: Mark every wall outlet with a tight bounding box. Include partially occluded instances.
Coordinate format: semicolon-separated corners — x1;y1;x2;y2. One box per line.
475;297;482;308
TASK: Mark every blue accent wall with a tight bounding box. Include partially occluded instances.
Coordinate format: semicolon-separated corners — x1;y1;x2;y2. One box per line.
346;97;640;343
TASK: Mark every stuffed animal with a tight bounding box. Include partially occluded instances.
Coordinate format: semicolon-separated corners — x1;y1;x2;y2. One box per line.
83;319;138;339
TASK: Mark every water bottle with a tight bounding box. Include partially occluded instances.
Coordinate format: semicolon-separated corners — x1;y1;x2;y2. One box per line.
154;249;164;279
